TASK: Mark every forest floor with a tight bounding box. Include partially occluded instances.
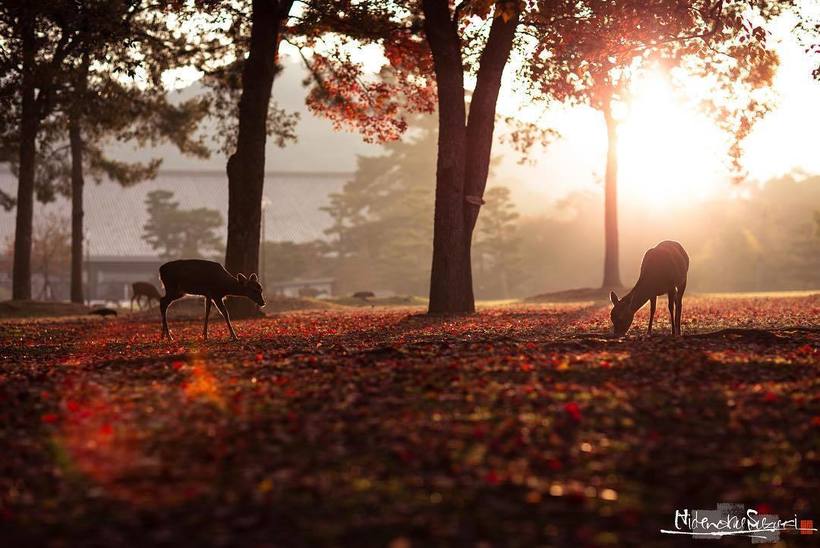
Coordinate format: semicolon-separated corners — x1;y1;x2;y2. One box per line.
1;294;818;547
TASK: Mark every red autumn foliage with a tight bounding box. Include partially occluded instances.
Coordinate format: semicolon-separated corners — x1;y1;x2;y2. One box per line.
0;294;817;545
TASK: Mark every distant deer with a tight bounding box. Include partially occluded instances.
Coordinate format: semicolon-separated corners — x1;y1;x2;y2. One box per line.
131;282;162;311
352;291;375;301
609;240;689;337
159;259;266;340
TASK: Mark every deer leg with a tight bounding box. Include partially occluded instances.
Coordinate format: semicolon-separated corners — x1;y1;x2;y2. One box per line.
675;281;686;336
667;289;676;335
203;298;212;340
160;293;180;340
214;298;239;340
130;296;135;312
648;296;657;335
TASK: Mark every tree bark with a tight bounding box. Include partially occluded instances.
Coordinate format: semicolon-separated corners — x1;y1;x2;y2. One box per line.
461;10;519;310
423;2;518;314
224;0;292;316
12;15;38;300
463;10;519;237
69;56;90;304
601;98;622;289
422;0;469;314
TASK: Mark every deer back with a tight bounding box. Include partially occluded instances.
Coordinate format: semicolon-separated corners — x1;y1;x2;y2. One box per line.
133;281;161;299
159;260;240;298
636;241;689;296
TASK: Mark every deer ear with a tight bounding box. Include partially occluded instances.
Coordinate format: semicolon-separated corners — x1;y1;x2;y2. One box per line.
249;273;258;282
237;273;247;283
610;291;619;305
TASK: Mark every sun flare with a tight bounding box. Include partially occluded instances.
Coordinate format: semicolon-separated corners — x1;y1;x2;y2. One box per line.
616;71;727;208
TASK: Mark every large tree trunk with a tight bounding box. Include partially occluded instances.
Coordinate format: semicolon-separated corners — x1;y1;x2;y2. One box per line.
69;57;89;304
461;9;519;309
224;0;293;316
422;0;469;314
601;99;622;289
69;115;84;303
423;1;518;314
12;16;38;300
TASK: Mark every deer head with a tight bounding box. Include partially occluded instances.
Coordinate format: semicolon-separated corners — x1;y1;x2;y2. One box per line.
609;291;635;337
237;273;265;307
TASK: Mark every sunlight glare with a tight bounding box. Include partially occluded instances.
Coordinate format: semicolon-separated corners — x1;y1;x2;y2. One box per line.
617;71;727;208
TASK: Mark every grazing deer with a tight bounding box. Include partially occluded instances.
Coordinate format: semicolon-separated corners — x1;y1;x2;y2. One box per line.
609;240;689;337
131;282;162;311
159;259;265;340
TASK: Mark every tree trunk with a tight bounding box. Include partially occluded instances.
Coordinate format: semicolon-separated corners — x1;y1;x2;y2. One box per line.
423;2;518;314
69;56;89;304
461;9;519;310
422;0;469;314
12;16;38;300
601;99;622;289
224;0;292;316
463;10;519;237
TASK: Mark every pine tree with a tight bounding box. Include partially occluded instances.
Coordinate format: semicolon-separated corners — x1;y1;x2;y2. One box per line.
474;186;523;299
0;0;211;301
142;190;224;260
321;115;436;295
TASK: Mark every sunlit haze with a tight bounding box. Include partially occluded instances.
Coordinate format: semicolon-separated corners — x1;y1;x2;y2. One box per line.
493;11;820;214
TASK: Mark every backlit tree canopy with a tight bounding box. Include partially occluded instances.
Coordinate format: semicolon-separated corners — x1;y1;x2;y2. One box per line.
295;0;796;314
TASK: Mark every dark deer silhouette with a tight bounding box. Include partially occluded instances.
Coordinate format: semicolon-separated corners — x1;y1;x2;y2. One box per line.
131;282;162;311
609;240;689;336
352;291;375;301
159;259;265;340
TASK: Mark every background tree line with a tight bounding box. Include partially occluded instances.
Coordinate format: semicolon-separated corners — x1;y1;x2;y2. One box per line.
257;118;819;298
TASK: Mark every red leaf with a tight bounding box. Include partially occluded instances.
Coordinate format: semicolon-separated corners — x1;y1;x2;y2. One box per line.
484;469;501;486
564;402;582;421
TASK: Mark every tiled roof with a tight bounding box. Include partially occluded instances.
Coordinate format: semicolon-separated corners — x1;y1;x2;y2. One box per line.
0;169;349;258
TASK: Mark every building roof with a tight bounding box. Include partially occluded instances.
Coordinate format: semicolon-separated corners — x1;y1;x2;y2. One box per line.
0;169;350;258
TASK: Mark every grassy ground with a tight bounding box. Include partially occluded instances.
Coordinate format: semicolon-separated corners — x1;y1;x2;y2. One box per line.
0;294;818;546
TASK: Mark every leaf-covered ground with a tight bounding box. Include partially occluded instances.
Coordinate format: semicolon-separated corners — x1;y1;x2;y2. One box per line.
1;294;818;547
